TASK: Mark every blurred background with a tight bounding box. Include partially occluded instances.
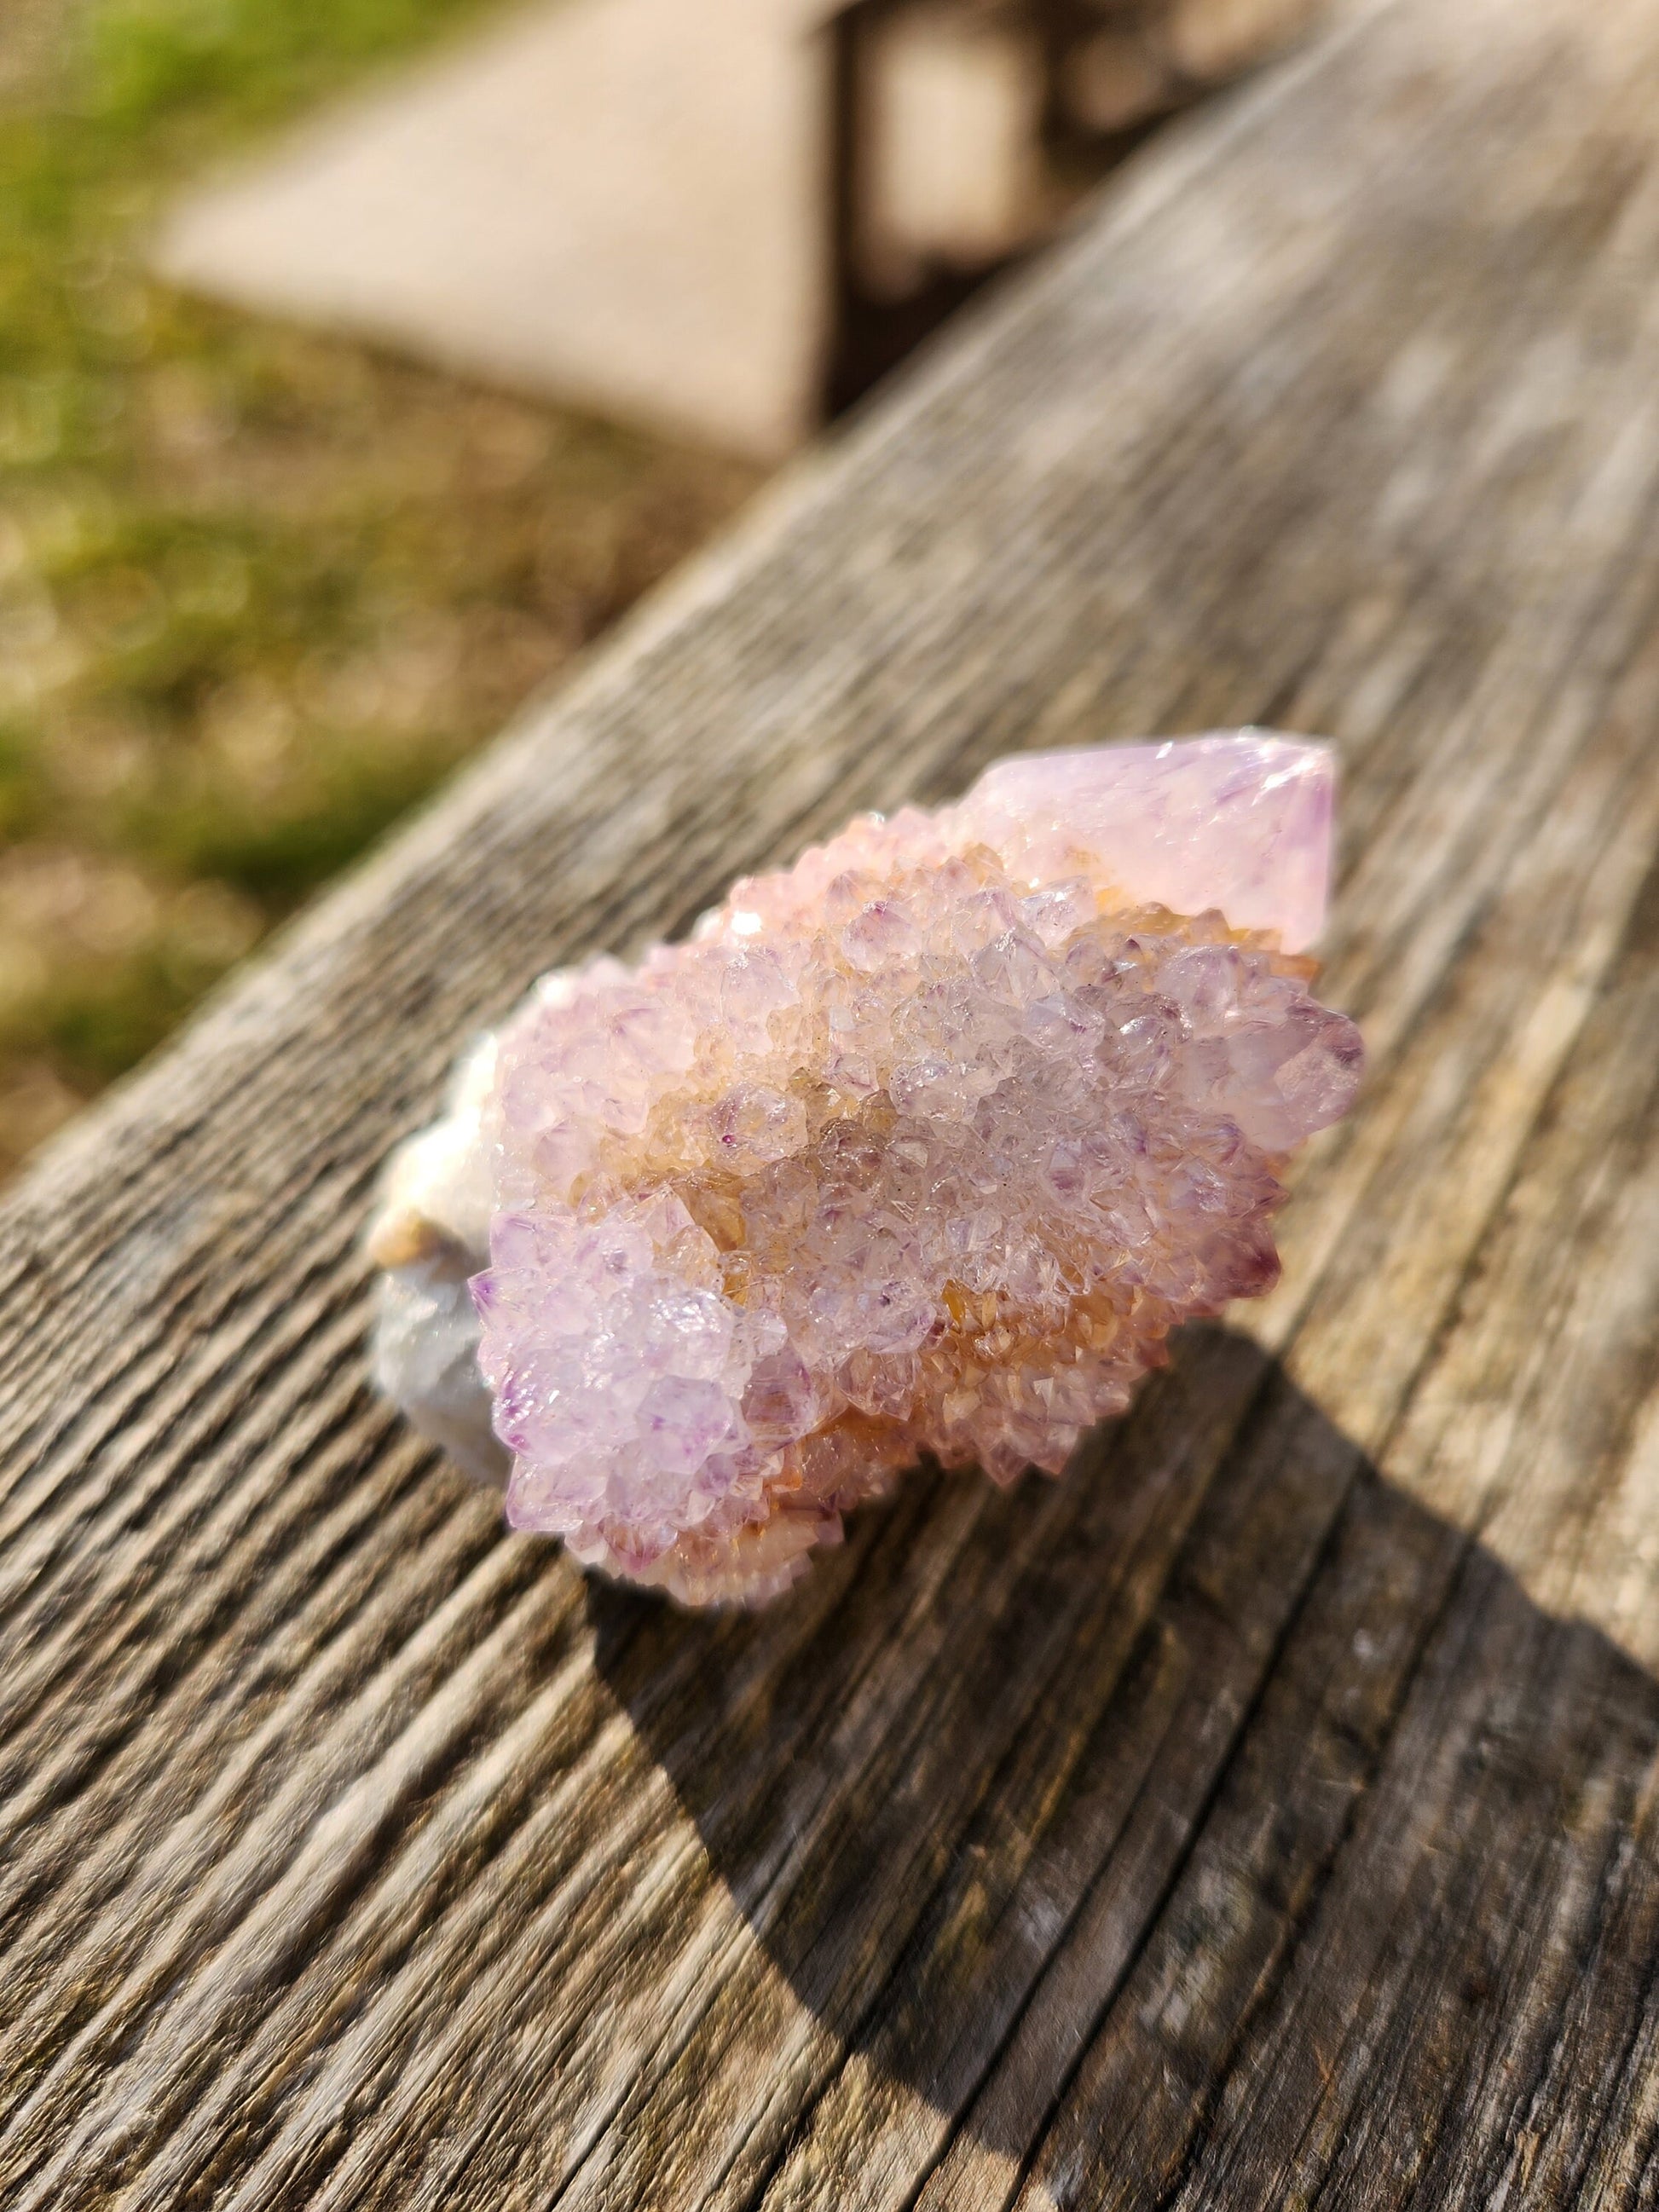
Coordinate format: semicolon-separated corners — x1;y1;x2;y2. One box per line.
0;0;1326;1184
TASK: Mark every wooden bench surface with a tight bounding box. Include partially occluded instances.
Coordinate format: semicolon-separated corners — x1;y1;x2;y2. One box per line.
7;0;1659;2202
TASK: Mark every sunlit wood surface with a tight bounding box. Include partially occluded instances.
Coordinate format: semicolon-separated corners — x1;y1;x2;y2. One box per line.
6;0;1659;2202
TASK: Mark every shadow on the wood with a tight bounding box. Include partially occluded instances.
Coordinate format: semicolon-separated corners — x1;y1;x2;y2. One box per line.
585;1324;1659;2190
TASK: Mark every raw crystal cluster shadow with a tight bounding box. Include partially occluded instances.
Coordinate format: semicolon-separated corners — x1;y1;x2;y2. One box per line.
370;733;1362;1605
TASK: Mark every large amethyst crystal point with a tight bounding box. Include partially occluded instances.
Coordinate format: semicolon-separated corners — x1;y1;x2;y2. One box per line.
370;733;1361;1605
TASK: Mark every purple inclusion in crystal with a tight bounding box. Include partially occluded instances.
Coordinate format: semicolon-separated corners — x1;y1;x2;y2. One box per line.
394;733;1361;1606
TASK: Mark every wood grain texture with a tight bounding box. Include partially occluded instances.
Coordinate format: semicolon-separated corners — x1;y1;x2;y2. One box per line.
6;0;1659;2202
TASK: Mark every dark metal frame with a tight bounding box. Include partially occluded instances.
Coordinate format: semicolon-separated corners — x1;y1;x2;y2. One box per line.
820;0;1245;419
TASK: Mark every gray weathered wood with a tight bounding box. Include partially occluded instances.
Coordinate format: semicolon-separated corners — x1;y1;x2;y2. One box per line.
6;0;1659;2202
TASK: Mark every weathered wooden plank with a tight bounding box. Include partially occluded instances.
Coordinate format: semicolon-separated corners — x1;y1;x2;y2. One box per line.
4;0;1659;2203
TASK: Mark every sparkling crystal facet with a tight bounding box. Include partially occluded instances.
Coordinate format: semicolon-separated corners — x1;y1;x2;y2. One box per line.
371;733;1361;1605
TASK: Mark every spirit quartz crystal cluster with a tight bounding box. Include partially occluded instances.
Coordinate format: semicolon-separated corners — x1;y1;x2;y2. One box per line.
370;733;1362;1606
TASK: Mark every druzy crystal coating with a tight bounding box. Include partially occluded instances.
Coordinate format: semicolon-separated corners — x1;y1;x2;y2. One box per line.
370;734;1361;1605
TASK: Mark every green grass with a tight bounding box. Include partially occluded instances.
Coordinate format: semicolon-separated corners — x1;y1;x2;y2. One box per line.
0;0;758;1174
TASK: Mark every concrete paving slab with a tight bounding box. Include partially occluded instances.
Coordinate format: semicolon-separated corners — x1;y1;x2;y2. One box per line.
155;0;835;460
